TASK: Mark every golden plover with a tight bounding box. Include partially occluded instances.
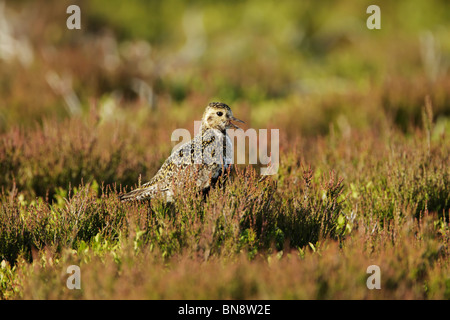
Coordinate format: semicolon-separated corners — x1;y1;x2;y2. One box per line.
119;102;244;202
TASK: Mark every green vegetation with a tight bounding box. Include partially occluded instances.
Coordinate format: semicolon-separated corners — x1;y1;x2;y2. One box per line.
0;0;449;299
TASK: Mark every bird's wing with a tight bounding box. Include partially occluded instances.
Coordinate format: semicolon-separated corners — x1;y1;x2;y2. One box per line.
120;141;189;202
120;131;225;202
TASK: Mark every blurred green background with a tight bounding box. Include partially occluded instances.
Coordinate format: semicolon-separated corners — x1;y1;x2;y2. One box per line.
1;0;449;136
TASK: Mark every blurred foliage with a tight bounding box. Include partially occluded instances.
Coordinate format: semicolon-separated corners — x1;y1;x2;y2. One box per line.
1;0;450;134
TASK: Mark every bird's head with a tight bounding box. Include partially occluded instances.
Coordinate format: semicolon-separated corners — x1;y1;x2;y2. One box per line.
201;102;244;132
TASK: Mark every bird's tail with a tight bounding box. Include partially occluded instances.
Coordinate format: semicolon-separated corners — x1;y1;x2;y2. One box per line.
119;187;154;202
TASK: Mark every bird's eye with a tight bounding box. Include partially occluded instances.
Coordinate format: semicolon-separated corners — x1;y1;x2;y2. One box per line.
216;112;223;116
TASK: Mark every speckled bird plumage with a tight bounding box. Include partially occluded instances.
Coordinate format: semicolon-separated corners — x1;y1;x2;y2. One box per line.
119;102;244;202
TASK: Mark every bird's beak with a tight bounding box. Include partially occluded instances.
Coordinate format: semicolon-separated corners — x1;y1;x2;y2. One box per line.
228;116;245;129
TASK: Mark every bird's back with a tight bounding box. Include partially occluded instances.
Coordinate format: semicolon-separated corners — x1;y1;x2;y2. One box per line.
119;128;232;202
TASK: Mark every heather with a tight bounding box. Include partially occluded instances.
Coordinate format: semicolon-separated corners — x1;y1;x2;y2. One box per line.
0;0;449;299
